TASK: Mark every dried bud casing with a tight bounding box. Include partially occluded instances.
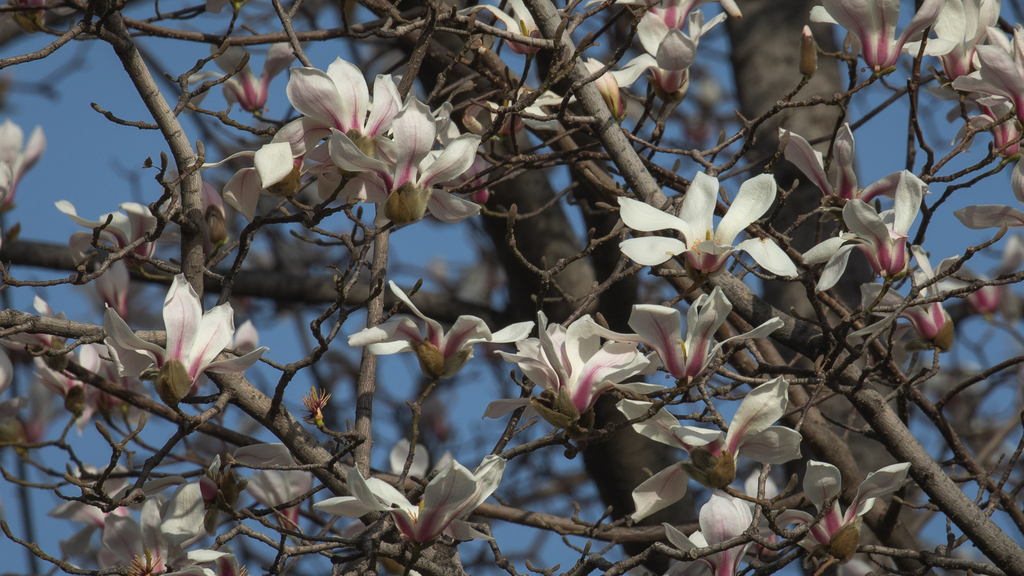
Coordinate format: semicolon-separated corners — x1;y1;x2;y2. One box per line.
828;517;862;563
384;182;432;225
412;341;446;379
156;359;192;407
800;26;817;78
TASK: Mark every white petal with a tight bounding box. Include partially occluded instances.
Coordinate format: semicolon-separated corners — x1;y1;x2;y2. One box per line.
715;174;776;246
253;142;295;189
630;464;688;522
619;237;687;266
736;237;797;277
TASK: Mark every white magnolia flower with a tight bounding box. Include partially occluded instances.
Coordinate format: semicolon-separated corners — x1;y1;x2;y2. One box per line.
618;172;797;277
617;377;801;520
955;155;1024;228
0;118;45;207
315;455;505;543
663;491;752;576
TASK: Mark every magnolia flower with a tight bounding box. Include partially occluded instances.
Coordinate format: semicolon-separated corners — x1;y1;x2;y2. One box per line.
853;246;957;352
614;11;725;101
103;274;268;406
96;260;130;318
330;100;483;225
590;287;783;382
776;461;910;564
461;90;564;137
804;171;924;291
315;455;505;543
233;444;313;528
782;124;905;202
159;455;248;541
468;0;542;54
952;98;1022;157
810;0;945;73
618;172;798;278
100;498;193;574
618;377;801;520
202;141;308;221
348;280;534;379
56;200;159;263
0;118;45;207
905;0;1001;81
946;234;1024;319
34;354;92;427
583;59;627;122
952;26;1024;121
955;155;1024;228
663;491;752;576
207;43;294;113
484;312;655;439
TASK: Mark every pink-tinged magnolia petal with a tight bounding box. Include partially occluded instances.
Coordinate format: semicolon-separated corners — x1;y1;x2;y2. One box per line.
975;45;1024;105
734;425;802;463
214;45;250;76
736;237;798;277
253;142;295;189
725;377;789;455
314;495;378;518
954;205;1024;228
663;523;700;554
637;11;670;56
286;67;348;130
364;75;403;138
844;200;891;250
832;124;858;198
387;280;444;342
618;197;689;235
233;443;295;468
349;319;421;353
619;399;719;449
699;491;751;546
96;261;130;319
234;320;259;354
185;301;234;379
482;397;531;419
612;56;658;88
620;237;688;266
781;129;832;195
892;171;923;234
445;519;491;541
204;346;267;373
489;321;535;344
0;163;12;204
161;483;205;545
22;126;45;172
859;171;902;202
680;173;719;240
104;307;163;377
441;316;490;357
223;167;263;222
846;462;911;522
324;58;370;133
1013;156;1024;205
630;463;689;521
353;468;411;510
101;515;145;564
392;101;437;188
998;234;1024;275
803;460;842;511
656;29;697;71
420;133;481;188
426;191;482;223
716;174;776;246
895;0;945;49
262;43;295;82
414;461;479;542
328;130;390;176
682;287;730;374
628;304;686;378
274;117;332;157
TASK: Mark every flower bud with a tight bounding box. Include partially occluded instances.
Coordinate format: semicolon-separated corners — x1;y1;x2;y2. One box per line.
205;204;228;246
800;26;817;78
63;385;87;418
156;359;192;407
384;182;431;225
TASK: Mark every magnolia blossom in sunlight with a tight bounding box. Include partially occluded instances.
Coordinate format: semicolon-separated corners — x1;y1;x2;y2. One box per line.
663;491;752;576
468;0;542;55
590;286;783;382
617;377;801;520
205;43;294;113
614;11;725;101
804;171;924;291
777;461;911;564
103;274;268;406
56;200;159;263
0;118;45;207
315;455;505;543
905;0;1001;81
952;25;1024;121
782;124;908;202
955;155;1024;228
330;100;482;225
348;280;534;379
233;444;313;528
618;172;798;278
853;246;957;353
810;0;945;72
202;140;309;221
484;312;656;439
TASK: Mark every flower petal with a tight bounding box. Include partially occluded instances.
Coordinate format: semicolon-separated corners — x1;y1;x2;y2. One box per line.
725;377;789;455
803;460;842;511
619;237;687;266
715;174;776;246
630;463;689;522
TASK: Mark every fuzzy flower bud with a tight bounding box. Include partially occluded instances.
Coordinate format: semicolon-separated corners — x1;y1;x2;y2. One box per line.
800;25;817;78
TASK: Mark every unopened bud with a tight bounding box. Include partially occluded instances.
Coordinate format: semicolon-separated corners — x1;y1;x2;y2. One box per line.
205;205;228;245
156;359;192;407
63;385;87;417
800;26;817;79
384;182;431;225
